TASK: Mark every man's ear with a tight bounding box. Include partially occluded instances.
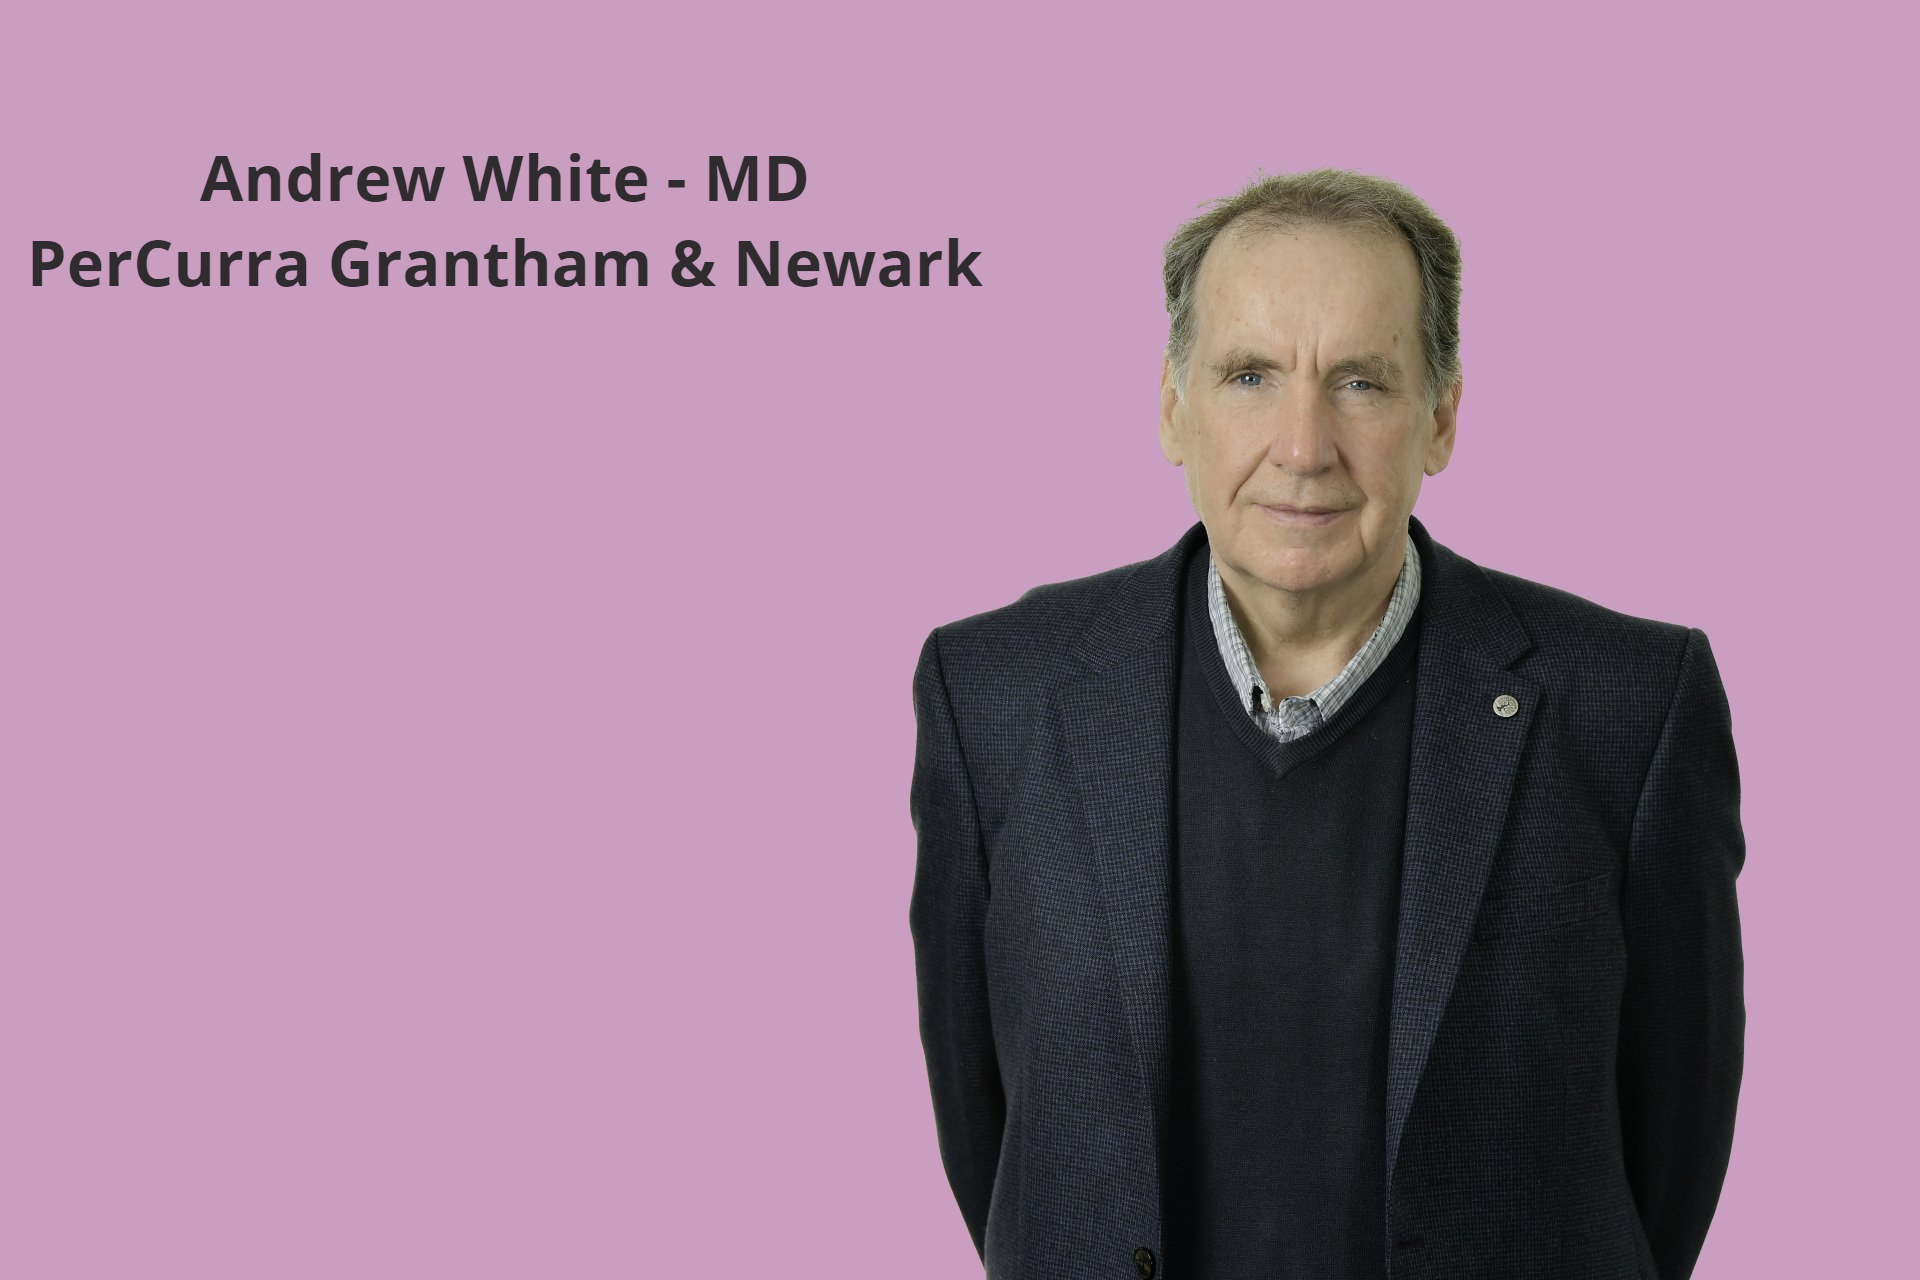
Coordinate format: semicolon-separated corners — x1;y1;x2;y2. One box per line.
1158;358;1184;466
1424;371;1462;476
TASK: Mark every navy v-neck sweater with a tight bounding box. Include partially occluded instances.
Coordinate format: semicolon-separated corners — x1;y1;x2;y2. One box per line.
1163;538;1423;1279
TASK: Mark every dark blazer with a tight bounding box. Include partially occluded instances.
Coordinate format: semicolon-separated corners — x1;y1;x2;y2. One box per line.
908;516;1745;1280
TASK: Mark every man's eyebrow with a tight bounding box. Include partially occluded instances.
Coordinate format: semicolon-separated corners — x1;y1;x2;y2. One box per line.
1326;353;1404;384
1208;348;1285;378
1207;349;1406;384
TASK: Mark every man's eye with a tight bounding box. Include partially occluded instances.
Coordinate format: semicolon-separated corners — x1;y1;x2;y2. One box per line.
1344;379;1378;392
1233;371;1264;387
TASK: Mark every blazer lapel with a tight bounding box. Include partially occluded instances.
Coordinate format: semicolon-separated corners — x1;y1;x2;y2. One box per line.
1056;523;1204;1178
1386;516;1539;1190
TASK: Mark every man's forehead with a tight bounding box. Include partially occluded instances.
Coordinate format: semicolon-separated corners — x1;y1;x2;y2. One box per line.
1213;212;1409;261
1200;218;1416;292
1193;219;1420;344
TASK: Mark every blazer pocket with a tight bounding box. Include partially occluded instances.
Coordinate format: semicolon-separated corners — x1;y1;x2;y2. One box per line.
1473;871;1613;941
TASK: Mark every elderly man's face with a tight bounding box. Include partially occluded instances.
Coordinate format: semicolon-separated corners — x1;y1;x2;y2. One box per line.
1158;221;1459;607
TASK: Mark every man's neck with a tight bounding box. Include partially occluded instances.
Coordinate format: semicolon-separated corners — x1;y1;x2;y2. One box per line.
1216;541;1404;700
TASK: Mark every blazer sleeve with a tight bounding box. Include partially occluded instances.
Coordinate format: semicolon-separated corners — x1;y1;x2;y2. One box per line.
908;627;1006;1261
1616;626;1747;1279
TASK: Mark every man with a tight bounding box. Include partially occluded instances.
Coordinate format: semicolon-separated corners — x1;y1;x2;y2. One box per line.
908;169;1745;1280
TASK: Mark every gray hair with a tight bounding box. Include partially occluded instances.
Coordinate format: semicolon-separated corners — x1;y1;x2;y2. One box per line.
1163;168;1462;412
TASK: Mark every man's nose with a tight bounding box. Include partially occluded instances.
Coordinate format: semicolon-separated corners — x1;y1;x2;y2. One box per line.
1265;387;1337;474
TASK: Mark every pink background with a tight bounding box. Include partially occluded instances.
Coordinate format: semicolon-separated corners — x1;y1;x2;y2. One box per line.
3;2;1909;1276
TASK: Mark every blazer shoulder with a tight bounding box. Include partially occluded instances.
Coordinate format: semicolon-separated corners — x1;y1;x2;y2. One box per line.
926;552;1154;680
914;546;1170;800
1474;561;1703;730
1482;563;1693;649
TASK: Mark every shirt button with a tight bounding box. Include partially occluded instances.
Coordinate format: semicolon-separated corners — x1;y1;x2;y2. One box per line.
1133;1246;1156;1278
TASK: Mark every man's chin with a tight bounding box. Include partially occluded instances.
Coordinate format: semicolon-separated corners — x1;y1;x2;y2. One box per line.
1235;551;1351;598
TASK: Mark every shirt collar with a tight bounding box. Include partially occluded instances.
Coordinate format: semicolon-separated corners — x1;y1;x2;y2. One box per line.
1206;532;1421;738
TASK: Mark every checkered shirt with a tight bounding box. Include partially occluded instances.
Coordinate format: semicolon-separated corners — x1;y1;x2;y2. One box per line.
1205;531;1422;743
